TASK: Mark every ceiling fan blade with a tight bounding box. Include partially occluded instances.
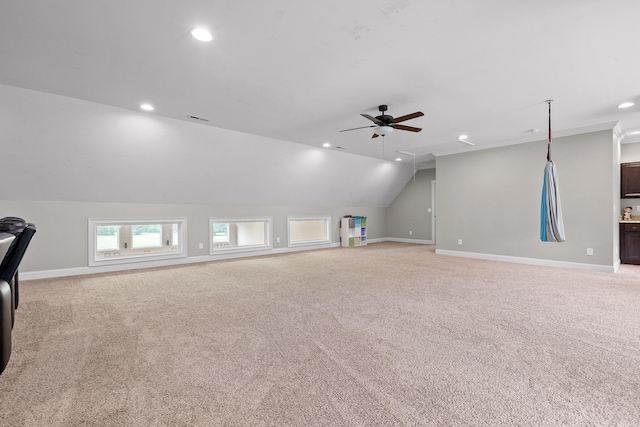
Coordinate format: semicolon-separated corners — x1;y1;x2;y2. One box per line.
393;124;422;132
339;125;376;132
372;133;379;139
391;111;424;123
361;114;384;125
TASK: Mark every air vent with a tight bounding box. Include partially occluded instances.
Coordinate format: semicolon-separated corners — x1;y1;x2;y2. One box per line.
336;146;346;150
188;115;210;122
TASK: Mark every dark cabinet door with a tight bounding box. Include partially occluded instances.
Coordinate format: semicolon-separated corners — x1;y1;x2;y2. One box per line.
621;162;640;198
620;223;640;264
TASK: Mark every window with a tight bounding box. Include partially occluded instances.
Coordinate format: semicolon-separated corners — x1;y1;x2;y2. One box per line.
172;224;179;247
132;224;162;249
97;225;120;251
212;223;230;243
89;218;187;266
210;218;272;253
287;216;331;247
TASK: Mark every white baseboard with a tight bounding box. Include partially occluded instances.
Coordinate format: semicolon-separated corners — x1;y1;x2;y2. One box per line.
379;237;433;245
21;242;340;281
23;240;616;280
435;249;617;273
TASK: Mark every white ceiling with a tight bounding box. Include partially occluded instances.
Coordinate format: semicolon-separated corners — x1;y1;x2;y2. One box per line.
2;1;640;168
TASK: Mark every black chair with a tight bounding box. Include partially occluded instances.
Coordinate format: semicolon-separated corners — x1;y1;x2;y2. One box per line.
0;218;36;376
0;221;37;326
0;232;16;375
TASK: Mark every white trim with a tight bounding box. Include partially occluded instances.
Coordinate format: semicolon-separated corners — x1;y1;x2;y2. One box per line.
383;237;433;244
435;249;616;273
613;258;621;273
432;121;619;158
20;241;620;280
613;122;624;141
21;242;340;281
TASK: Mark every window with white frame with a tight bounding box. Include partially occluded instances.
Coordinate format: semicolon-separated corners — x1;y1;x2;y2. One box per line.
89;218;187;266
287;216;332;247
210;218;272;253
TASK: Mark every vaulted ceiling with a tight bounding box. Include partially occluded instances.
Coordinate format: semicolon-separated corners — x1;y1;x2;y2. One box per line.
2;1;639;168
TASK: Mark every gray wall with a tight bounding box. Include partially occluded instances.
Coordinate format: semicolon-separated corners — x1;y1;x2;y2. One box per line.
0;200;386;273
0;84;413;207
435;130;620;269
386;168;436;241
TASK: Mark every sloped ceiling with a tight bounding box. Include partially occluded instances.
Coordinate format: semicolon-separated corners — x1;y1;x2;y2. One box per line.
2;0;640;168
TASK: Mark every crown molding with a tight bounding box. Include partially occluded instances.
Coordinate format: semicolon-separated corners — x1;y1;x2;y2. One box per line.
433;121;620;158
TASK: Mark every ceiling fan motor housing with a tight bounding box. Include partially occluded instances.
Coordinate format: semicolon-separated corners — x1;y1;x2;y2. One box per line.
376;114;394;123
377;105;392;123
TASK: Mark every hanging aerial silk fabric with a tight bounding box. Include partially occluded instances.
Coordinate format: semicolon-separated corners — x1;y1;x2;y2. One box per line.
540;100;566;242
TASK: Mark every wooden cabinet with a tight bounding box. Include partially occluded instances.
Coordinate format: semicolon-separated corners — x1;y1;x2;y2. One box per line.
620;223;640;264
620;162;640;198
340;216;367;247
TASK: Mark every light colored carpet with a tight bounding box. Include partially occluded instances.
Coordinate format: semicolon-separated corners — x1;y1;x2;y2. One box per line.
1;242;639;426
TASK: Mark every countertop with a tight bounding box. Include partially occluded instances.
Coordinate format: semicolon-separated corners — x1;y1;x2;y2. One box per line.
620;216;640;223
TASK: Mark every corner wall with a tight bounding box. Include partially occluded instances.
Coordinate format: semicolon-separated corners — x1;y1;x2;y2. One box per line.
386;168;436;242
435;130;618;270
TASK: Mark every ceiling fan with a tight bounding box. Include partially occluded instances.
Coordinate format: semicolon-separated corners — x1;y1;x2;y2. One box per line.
340;105;424;138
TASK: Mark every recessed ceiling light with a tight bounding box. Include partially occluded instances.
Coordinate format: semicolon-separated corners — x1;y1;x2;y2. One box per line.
395;158;402;162
140;104;154;111
457;135;475;146
618;102;635;109
322;142;331;148
190;28;213;42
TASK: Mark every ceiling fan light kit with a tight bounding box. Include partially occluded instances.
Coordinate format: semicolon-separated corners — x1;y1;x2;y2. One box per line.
375;125;394;136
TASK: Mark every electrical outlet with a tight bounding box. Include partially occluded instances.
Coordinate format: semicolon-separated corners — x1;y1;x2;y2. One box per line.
636;206;640;212
427;208;432;213
276;237;280;243
458;239;463;245
199;243;204;249
587;248;593;256
409;230;413;235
